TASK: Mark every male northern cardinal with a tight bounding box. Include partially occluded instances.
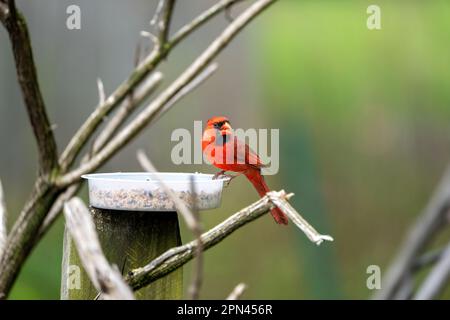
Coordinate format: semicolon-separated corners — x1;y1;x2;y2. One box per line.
202;116;288;225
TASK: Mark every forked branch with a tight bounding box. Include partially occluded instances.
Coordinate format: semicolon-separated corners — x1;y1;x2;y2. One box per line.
58;0;245;172
57;0;278;187
126;190;333;291
0;0;280;299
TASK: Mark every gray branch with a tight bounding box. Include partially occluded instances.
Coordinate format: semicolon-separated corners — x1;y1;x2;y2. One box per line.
37;73;164;240
0;0;280;299
414;240;450;300
136;150;204;299
375;165;450;299
152;0;176;46
58;0;239;172
170;0;245;47
64;198;134;300
37;184;80;240
126;190;332;291
412;248;444;272
187;176;203;300
269;191;334;245
92;72;163;153
56;0;278;187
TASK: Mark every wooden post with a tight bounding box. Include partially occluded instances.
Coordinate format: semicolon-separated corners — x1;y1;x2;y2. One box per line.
61;208;182;300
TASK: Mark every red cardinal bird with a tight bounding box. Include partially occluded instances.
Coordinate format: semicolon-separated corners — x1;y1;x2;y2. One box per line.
202;116;288;225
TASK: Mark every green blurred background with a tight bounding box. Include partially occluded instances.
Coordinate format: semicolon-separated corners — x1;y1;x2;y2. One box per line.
1;0;450;299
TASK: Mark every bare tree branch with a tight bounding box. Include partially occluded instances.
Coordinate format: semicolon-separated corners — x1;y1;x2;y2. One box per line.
57;60;217;187
170;0;245;48
58;51;162;172
93;72;163;153
58;0;237;172
57;0;277;187
1;0;59;174
38;184;79;239
37;73;164;239
136;149;198;234
0;177;60;297
152;0;176;46
412;248;443;272
269;192;334;245
375;165;450;300
414;240;450;300
64;198;134;300
0;0;279;299
187;176;203;300
226;283;247;300
0;180;7;257
151;63;218;124
96;78;106;106
126;190;332;291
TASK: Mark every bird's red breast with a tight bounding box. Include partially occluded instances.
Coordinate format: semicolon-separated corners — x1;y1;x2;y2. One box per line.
201;116;288;225
201;116;265;172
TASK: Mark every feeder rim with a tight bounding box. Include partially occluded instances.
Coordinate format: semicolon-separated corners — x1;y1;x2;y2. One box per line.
81;172;230;183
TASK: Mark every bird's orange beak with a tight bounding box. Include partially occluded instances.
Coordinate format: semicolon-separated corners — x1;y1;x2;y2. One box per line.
220;122;233;136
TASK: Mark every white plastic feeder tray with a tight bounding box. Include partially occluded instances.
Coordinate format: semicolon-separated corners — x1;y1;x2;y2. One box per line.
82;172;228;212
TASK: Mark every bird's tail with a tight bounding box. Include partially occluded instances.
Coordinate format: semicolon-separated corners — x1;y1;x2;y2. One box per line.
245;171;288;225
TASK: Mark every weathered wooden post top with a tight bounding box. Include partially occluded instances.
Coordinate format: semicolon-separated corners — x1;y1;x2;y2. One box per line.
61;172;227;300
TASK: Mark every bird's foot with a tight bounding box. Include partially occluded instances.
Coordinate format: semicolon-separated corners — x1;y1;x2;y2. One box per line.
212;170;227;180
212;171;238;187
223;174;238;187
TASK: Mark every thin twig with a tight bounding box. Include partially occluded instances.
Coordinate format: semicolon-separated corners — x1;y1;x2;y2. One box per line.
414;241;450;300
93;72;163;153
150;0;165;25
412;248;444;272
59;0;234;172
136;151;204;299
126;190;332;291
170;0;245;48
57;0;278;187
0;180;7;256
136;150;197;231
64;198;134;300
37;184;80;239
37;69;164;242
188;176;203;300
58;49;162;172
268;191;334;245
392;272;413;300
0;0;279;299
152;0;176;46
151;63;218;124
140;31;160;52
58;61;216;188
97;78;106;106
226;283;247;300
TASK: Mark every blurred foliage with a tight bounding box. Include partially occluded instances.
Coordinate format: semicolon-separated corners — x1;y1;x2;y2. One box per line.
4;0;450;299
255;0;450;298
